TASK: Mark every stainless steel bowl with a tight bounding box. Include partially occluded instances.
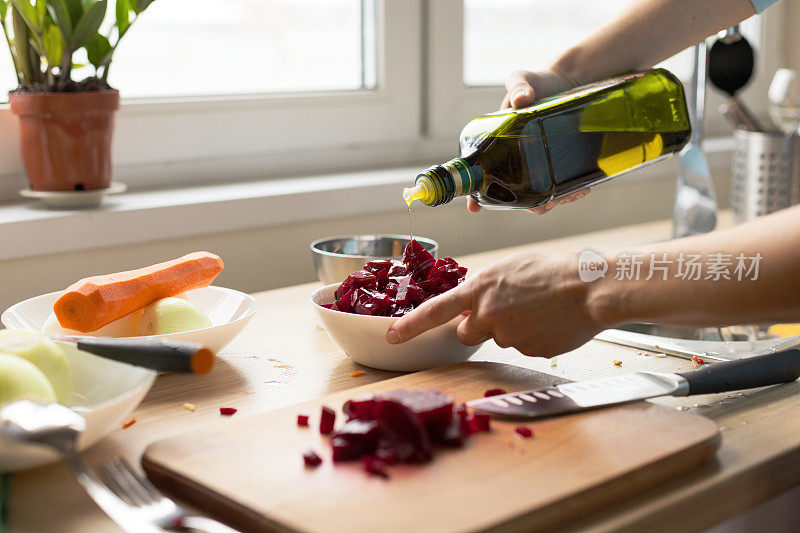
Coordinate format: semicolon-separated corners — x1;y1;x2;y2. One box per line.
310;234;439;285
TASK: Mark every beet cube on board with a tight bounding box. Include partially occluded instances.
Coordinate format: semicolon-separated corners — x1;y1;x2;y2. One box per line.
320;405;336;434
343;395;377;421
471;412;491;432
362;456;390;479
330;420;383;462
514;426;533;438
439;413;467;447
379;389;454;434
375;398;433;463
332;436;365;462
303;450;322;467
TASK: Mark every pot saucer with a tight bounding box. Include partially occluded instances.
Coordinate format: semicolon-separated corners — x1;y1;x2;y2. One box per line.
20;182;127;208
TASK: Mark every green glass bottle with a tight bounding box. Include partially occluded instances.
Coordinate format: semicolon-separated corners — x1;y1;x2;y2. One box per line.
404;68;691;209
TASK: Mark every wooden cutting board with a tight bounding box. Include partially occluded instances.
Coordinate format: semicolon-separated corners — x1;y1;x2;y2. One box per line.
143;362;720;533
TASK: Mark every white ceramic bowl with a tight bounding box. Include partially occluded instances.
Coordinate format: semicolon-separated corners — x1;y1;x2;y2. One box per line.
0;344;156;472
311;284;482;372
1;286;259;354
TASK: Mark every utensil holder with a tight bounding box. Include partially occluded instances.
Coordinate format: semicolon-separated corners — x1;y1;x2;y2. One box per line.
731;130;800;223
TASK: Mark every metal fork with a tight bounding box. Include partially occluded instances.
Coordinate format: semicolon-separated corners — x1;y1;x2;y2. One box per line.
96;457;239;533
0;401;162;533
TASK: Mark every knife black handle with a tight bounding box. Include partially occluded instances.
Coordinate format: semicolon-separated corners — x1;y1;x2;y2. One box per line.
72;337;215;374
677;348;800;396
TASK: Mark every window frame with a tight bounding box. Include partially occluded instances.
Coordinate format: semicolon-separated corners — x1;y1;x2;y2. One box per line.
426;0;786;142
0;0;788;202
0;0;424;194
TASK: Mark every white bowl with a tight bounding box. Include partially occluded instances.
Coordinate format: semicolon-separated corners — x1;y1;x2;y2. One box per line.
1;286;259;354
0;345;156;472
311;284;482;372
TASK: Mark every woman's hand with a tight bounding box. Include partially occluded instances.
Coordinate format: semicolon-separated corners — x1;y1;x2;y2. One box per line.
386;251;610;358
467;68;589;214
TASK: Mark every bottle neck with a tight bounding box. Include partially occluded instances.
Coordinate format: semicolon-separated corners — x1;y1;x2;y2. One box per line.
413;157;482;206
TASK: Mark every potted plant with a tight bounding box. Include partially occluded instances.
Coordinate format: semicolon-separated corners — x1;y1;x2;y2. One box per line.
1;0;154;191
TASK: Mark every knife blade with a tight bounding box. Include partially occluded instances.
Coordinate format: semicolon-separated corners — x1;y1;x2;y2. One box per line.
467;348;800;419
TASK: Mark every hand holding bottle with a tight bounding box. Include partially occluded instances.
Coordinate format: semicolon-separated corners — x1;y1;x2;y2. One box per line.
386;251;605;358
466;69;591;215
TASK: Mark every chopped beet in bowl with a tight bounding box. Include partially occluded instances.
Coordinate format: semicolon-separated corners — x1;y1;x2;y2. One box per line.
321;240;467;317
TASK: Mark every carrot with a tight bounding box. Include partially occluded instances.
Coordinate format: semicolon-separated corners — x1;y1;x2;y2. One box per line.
54;252;224;333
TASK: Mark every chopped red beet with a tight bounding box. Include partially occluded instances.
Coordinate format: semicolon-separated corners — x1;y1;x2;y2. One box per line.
343;395;377;421
330;420;382;462
379;389;453;433
297;413;310;427
514;426;533;438
362;456;390;479
374;447;398;465
402;239;436;282
310;389;495;480
484;388;507;397
375;397;433;463
692;355;706;365
303;450;322;467
219;407;237;416
471;412;492;432
439;405;468;447
320;405;336;434
323;240;467;317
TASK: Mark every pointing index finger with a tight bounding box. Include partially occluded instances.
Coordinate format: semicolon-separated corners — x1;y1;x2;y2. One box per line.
386;285;472;344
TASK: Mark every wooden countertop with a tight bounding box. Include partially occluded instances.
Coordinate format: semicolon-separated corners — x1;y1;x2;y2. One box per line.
6;213;800;532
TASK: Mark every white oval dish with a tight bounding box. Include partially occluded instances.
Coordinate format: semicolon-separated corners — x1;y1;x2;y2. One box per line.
1;286;259;354
0;286;259;472
0;344;156;472
311;283;482;372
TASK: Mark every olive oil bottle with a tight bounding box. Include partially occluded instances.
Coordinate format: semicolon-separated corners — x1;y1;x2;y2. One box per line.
404;68;691;209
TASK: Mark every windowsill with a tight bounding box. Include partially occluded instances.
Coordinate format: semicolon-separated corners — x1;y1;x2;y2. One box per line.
0;167;419;261
0;137;734;262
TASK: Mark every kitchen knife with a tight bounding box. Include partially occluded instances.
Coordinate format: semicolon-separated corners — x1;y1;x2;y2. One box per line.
52;336;215;375
467;348;800;419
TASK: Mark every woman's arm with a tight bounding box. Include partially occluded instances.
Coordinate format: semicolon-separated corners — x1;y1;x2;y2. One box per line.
387;205;800;358
550;0;757;88
593;205;800;329
472;0;758;215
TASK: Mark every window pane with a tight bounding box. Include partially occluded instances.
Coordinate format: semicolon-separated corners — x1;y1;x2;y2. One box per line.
0;0;375;101
0;49;14;98
463;0;693;87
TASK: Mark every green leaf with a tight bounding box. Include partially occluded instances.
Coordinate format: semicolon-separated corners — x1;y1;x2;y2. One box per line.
134;0;153;15
0;1;9;20
10;0;42;33
46;0;72;43
42;23;64;66
85;32;110;68
10;4;34;83
27;33;41;54
115;0;129;35
34;0;45;28
71;0;105;49
65;0;82;29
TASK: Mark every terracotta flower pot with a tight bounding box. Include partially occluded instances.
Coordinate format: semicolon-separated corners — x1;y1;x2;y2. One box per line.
8;90;120;191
